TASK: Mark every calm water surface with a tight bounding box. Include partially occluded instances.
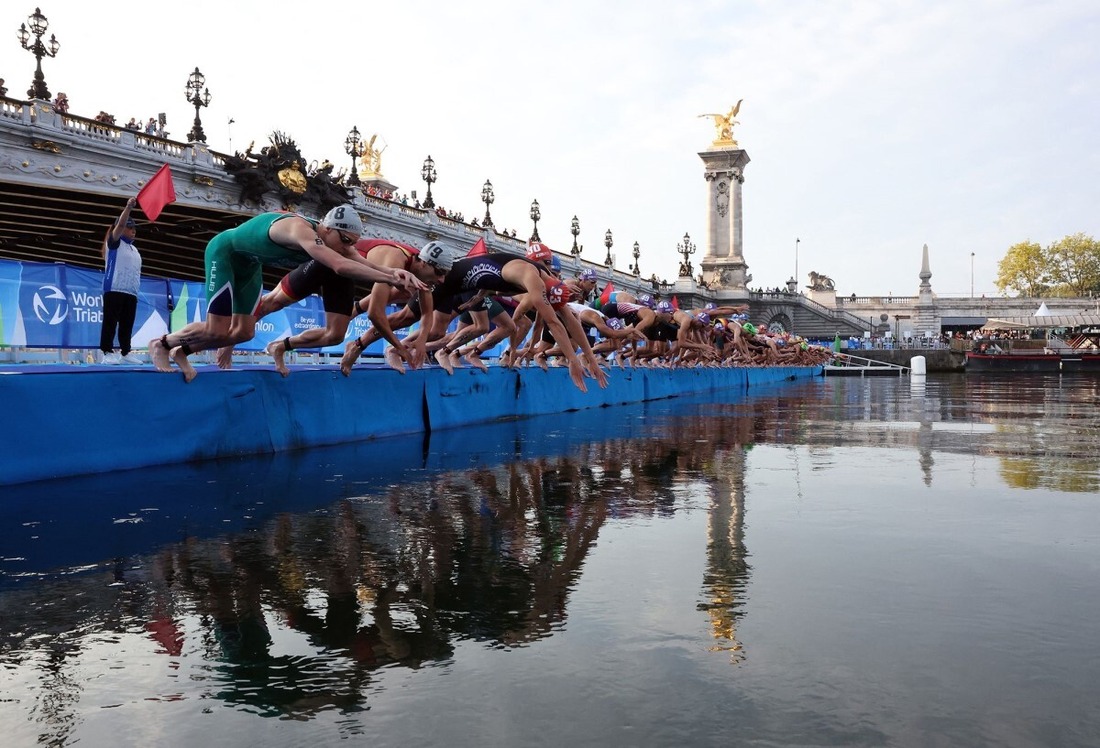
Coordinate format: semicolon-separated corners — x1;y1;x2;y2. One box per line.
2;374;1100;747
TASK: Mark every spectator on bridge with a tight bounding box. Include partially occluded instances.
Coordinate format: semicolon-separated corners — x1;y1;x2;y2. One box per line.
53;92;69;114
0;79;8;98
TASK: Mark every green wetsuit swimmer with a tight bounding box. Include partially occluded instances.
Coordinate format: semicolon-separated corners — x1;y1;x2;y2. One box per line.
205;212;319;316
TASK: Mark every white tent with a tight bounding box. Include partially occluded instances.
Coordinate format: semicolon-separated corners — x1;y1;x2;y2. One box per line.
1035;302;1052;316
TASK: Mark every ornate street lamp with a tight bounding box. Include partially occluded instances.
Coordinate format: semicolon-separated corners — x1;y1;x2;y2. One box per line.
604;229;614;269
481;179;494;227
18;7;60;101
184;67;212;143
344;126;362;186
631;241;641;277
677;231;696;277
794;237;801;291
421;155;437;209
570;215;581;258
529;199;541;242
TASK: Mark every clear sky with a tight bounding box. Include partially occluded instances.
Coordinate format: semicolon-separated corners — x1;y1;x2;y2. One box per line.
4;0;1098;297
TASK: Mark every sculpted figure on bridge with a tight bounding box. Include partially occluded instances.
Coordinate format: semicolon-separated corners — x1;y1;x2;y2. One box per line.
698;100;742;147
806;271;836;292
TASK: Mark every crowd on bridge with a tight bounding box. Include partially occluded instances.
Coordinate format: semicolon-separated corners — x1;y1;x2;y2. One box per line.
106;201;831;390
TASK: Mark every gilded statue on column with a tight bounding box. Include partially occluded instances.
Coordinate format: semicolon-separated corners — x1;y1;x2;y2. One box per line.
699;100;742;147
358;133;385;179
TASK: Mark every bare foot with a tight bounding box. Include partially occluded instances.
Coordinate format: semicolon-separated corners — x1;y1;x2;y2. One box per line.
464;350;489;373
149;337;172;372
170;346;198;383
534;354;548;372
434;348;455;375
266;340;290;377
215;345;234;370
340;338;363;377
449;350;464;369
384;346;406;374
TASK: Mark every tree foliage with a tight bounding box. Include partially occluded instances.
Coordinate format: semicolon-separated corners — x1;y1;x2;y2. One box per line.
995;240;1048;297
996;234;1100;298
1047;233;1100;297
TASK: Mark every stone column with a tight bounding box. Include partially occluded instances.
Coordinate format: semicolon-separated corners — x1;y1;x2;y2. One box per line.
699;148;751;300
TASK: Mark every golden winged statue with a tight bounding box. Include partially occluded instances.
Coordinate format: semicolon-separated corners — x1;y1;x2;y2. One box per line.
358;133;385;178
699;100;743;147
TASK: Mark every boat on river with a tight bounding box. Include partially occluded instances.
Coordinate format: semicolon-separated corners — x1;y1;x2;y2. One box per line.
964;313;1100;373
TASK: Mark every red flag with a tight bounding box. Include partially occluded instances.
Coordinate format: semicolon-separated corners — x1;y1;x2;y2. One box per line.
467;237;488;257
136;164;176;222
599;282;615;308
670;295;680;310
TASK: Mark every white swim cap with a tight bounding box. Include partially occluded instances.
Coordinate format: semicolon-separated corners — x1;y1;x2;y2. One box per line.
421;241;458;271
320;204;364;235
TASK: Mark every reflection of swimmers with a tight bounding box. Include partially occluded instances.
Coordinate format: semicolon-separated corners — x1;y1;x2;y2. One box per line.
150;206;425;382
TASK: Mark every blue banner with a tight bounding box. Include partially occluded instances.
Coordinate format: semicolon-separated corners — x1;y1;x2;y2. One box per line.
0;258;504;358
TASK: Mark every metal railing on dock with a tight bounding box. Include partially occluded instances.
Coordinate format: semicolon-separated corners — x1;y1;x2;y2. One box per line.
824;352;910;376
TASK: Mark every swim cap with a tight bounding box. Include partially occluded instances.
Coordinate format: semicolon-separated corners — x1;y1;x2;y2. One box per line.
743;322;757;334
637;293;655;308
421;241;458;271
544;277;572;309
526;242;552;261
606;318;625;330
704;302;717;310
579;269;597;282
696;312;711;325
656;301;673;314
320;204;363;235
550;255;562;272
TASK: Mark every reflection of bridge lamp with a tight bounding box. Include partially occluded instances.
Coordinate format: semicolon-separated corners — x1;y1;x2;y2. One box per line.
970;251;975;299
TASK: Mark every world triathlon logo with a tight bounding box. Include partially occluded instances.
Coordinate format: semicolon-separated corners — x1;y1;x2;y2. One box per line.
33;285;69;325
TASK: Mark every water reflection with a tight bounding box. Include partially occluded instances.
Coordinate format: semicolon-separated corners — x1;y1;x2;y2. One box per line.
3;374;1100;742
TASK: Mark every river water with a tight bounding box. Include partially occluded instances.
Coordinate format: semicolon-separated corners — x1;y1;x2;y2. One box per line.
2;374;1099;747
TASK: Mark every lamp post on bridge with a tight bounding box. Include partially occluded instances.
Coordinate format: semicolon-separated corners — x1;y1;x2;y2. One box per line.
677;231;696;277
481;180;494;227
631;241;641;277
344;126;362;186
794;237;801;293
570;215;582;269
420;155;437;209
18;7;60;101
184;67;212;143
604;229;614;271
529;199;541;242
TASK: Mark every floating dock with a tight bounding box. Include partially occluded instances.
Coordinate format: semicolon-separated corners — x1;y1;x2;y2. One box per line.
1;362;820;486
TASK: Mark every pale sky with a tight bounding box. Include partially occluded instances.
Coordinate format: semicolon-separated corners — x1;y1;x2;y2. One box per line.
5;0;1098;296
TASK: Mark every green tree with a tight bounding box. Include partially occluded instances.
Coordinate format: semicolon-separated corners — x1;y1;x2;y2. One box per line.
1046;233;1100;297
995;240;1048;297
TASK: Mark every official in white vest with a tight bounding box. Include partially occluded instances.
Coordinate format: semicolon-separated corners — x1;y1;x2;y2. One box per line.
100;197;143;364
